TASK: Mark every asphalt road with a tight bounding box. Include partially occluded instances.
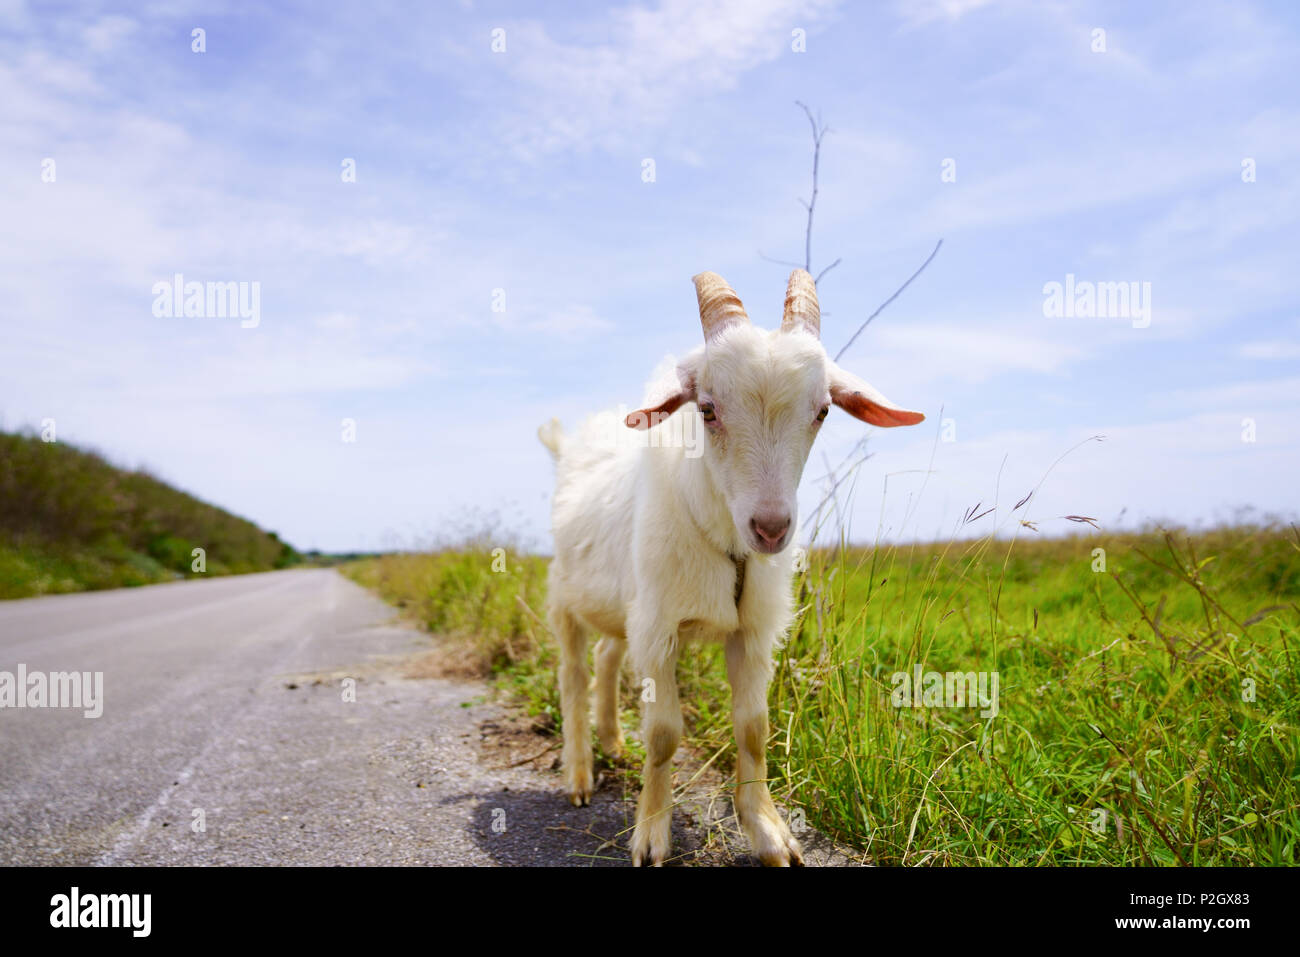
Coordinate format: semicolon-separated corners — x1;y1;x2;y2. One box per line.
0;569;582;865
0;568;854;866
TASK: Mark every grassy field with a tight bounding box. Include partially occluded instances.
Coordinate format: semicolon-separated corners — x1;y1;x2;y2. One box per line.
343;521;1300;865
0;429;301;598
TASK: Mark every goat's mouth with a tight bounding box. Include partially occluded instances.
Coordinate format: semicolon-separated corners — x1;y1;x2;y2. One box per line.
747;528;791;554
750;537;788;555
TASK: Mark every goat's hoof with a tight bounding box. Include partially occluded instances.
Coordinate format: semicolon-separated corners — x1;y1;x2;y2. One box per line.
564;764;593;806
630;822;670;866
631;848;665;867
756;845;804;866
763;834;804;867
747;814;806;866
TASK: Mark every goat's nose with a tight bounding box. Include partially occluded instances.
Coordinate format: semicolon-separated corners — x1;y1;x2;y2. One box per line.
750;512;791;546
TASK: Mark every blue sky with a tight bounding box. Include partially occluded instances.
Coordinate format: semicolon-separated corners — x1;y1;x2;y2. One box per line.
1;0;1297;552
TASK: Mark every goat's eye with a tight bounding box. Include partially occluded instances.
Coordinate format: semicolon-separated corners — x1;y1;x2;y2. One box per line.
700;402;717;423
815;405;829;423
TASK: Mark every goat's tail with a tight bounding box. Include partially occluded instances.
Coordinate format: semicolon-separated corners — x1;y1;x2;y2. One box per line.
537;417;564;461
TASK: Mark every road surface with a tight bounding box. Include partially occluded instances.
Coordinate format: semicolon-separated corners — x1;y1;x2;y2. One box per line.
0;569;852;866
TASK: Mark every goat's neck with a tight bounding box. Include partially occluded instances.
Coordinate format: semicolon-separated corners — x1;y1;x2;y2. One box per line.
676;452;744;558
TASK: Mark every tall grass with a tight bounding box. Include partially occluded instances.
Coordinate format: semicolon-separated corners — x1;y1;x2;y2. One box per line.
345;547;547;660
772;525;1300;864
346;520;1299;865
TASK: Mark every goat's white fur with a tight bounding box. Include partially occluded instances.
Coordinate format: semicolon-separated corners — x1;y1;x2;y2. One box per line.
540;270;922;866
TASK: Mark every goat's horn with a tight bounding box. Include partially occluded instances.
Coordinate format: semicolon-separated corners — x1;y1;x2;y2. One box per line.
693;272;749;340
781;269;820;338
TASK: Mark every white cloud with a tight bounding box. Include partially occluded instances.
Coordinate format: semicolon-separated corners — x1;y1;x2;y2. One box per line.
894;0;997;29
491;302;615;337
853;320;1091;387
314;312;362;331
491;0;841;158
1238;340;1300;360
82;14;138;55
1164;376;1300;410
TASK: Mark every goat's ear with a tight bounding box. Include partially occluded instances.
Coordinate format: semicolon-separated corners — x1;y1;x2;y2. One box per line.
625;392;690;430
828;361;925;428
625;350;700;430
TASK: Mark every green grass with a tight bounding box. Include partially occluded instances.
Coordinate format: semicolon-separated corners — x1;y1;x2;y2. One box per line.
0;429;302;598
343;521;1300;866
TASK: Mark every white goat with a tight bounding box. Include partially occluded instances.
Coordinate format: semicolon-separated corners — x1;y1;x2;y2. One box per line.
538;269;924;866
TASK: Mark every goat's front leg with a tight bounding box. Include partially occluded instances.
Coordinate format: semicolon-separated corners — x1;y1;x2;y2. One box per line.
630;652;681;866
725;634;804;866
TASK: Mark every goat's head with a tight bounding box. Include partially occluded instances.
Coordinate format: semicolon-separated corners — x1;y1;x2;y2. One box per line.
626;269;924;555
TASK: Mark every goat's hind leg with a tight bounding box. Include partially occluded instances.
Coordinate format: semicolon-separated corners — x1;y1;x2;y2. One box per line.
593;635;626;759
552;606;593;806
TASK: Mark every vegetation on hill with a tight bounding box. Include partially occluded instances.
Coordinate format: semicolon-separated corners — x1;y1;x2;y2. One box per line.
0;429;301;599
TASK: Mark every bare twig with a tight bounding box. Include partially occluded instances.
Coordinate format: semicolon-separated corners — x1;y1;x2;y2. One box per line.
507;743;560;767
802;439;873;531
758;250;805;270
834;238;944;362
761;102;943;373
815;257;842;283
795;100;827;273
762;102;841;283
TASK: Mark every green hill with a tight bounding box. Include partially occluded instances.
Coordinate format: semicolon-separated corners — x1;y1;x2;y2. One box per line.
0;429;301;599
